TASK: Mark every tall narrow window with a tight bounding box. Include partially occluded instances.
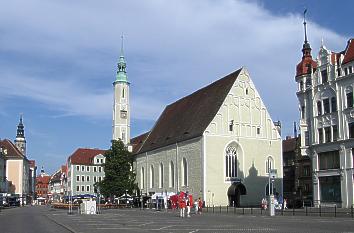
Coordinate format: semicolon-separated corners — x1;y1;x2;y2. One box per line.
331;97;337;112
332;125;338;141
266;156;274;174
321;70;328;83
150;165;154;188
159;163;164;188
225;146;237;179
318;128;323;143
141;167;145;189
305;131;309;146
181;158;188;187
169;161;174;188
317;101;322;115
323;99;330;114
347;92;353;108
301;106;305;119
349;123;354;138
324;127;331;143
122;88;125;98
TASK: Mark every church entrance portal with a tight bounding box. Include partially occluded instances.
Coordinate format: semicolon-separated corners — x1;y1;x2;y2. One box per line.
227;182;246;207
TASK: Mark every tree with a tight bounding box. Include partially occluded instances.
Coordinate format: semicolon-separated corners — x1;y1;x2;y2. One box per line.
98;139;137;198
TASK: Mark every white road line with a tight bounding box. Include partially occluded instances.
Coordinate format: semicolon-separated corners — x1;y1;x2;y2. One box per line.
157;225;173;230
138;222;154;226
188;229;199;233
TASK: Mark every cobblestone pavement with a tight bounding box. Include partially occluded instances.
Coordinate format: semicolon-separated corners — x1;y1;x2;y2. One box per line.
1;206;354;233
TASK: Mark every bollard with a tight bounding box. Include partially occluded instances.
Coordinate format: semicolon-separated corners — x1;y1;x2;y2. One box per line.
334;205;336;217
213;205;214;213
319;205;321;217
220;205;222;213
242;207;245;215
292;205;295;216
234;206;236;214
306;206;308;216
251;207;253;215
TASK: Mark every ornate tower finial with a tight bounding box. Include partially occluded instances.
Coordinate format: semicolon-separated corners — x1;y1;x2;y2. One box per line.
303;9;308;44
121;34;124;56
115;34;128;83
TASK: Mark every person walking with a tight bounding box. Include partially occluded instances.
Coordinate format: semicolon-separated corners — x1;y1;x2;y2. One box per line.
186;193;193;217
178;192;186;218
198;197;203;214
194;199;198;214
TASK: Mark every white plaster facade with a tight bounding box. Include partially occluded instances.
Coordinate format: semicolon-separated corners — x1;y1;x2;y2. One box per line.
134;68;282;206
296;40;354;208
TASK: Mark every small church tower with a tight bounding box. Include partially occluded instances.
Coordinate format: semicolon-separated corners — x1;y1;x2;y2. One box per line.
112;36;130;145
15;114;26;156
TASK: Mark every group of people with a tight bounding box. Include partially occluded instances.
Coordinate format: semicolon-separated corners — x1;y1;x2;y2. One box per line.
177;191;203;218
261;196;288;210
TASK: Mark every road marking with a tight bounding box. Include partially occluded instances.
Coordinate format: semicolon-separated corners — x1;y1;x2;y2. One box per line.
188;229;199;233
157;225;173;230
138;222;154;226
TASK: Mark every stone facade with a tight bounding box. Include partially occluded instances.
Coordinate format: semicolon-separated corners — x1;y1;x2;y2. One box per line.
134;68;282;207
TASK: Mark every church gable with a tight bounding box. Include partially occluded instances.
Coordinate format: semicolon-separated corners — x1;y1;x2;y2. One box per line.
205;68;280;140
137;68;242;154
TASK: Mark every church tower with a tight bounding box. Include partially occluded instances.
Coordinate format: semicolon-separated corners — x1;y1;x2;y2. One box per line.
112;36;130;145
15;114;26;156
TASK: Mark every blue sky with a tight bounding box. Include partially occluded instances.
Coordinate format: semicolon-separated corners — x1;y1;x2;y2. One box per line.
0;0;352;174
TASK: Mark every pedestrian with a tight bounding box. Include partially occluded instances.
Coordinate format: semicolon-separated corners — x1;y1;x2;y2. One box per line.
186;193;193;217
283;198;288;209
194;199;198;214
261;197;268;210
178;191;186;218
198;197;203;214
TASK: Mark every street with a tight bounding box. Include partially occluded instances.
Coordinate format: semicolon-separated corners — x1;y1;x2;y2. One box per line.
1;206;354;233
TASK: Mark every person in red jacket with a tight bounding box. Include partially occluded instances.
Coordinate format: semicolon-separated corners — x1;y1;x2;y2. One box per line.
178;192;186;218
198;197;203;214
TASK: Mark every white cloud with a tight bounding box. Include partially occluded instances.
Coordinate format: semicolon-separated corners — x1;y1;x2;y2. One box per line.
0;0;349;136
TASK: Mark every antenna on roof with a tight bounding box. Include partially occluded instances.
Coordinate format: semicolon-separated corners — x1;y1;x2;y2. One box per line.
120;33;124;56
303;9;308;44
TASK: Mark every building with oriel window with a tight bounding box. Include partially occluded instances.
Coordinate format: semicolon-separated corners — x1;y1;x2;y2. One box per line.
131;67;282;207
295;13;354;207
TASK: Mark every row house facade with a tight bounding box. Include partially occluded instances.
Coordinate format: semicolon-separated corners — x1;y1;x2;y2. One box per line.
295;16;354;207
67;148;106;196
48;165;67;202
36;168;51;202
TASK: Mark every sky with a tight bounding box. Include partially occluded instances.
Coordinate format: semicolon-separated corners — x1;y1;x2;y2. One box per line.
0;0;353;174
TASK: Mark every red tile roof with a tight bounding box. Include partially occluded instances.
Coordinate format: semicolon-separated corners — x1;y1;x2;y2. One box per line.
36;175;51;184
68;148;106;165
342;38;354;65
135;68;242;154
296;56;317;77
0;139;25;159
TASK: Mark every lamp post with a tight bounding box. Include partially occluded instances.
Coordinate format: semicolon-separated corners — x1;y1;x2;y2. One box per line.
125;189;128;207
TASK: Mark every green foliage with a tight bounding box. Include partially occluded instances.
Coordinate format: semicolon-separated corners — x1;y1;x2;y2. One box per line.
97;139;137;197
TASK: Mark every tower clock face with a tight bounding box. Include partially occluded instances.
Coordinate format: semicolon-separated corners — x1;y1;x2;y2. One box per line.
120;110;127;119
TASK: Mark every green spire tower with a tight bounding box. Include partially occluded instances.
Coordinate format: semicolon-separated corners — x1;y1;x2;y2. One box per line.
113;35;130;145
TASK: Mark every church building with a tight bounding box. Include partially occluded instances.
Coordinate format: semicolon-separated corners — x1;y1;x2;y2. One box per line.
111;38;282;207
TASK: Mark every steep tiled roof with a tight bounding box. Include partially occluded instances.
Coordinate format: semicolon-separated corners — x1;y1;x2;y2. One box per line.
36;175;51;184
342;38;354;65
68;148;106;165
0;139;25;159
136;68;242;154
296;57;317;77
131;132;150;154
282;137;298;153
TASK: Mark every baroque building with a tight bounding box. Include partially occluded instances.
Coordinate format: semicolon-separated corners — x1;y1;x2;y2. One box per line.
132;67;282;207
295;15;354;207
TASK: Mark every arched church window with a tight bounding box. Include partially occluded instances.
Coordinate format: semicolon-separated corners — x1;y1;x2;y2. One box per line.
169;161;174;188
181;158;188;186
225;146;237;179
159;163;164;188
149;165;154;188
265;156;274;174
141;167;145;189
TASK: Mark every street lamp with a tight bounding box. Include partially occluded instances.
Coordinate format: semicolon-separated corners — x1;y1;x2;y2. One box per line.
125;189;128;207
